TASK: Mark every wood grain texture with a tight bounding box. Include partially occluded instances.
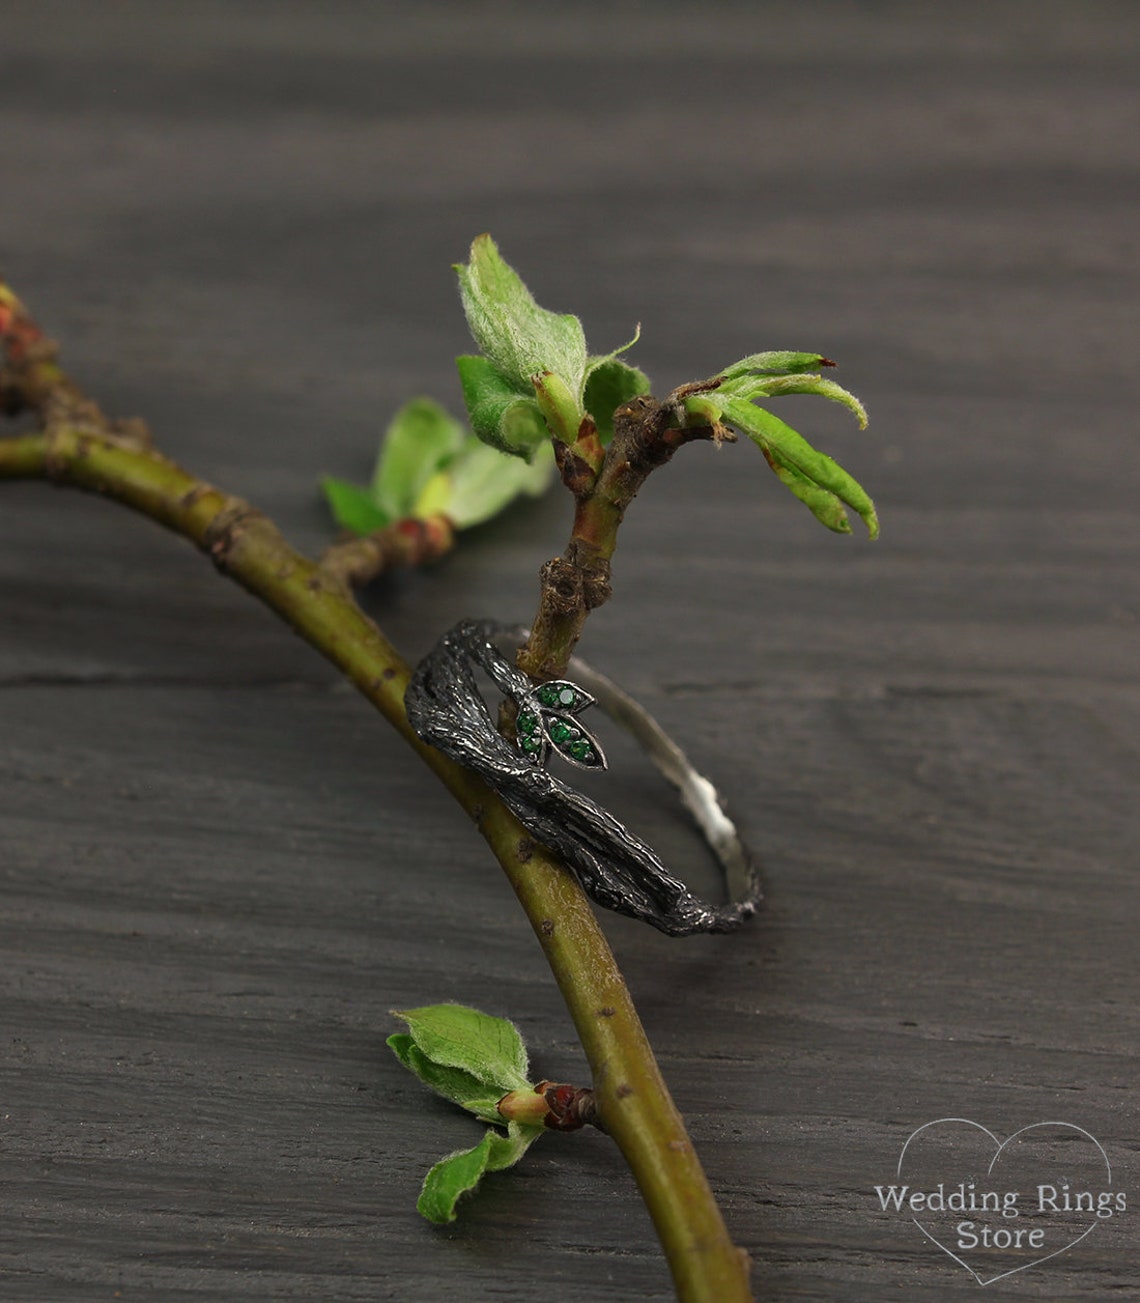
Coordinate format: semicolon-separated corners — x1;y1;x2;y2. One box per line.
2;3;1137;1299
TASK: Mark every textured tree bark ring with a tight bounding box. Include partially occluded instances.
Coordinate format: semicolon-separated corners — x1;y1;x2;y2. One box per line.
405;619;761;937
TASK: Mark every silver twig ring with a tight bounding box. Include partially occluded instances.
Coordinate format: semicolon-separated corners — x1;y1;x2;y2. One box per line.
404;620;761;937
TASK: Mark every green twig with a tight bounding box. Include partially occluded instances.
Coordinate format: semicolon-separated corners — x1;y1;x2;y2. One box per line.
319;514;456;588
0;283;753;1303
518;393;718;681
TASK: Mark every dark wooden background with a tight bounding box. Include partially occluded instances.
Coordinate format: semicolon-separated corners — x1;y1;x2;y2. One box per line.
2;3;1137;1299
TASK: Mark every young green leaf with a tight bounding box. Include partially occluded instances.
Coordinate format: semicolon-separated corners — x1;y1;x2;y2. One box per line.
417;1123;544;1224
372;397;466;519
719;396;879;538
719;373;867;428
680;393;728;430
720;350;835;379
444;437;555;530
456;354;549;459
387;1033;504;1124
409;468;453;521
583;355;652;443
321;390;556;538
392;1003;532;1094
320;475;391;535
456;234;588;400
530;369;585;446
586;322;641;372
759;444;853;534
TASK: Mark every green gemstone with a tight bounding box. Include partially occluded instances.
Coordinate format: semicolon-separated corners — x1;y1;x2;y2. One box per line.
548;720;578;745
568;740;595;762
521;736;540;753
536;684;561;706
518;712;537;735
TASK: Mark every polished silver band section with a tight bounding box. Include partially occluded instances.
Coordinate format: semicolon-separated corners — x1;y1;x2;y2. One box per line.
404;619;761;937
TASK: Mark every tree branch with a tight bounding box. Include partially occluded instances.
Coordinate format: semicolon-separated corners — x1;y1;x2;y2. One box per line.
318;515;455;589
0;282;754;1303
518;394;722;681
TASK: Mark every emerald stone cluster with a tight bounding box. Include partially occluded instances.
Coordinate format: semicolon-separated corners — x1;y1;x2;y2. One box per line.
514;679;606;771
537;682;587;710
517;708;543;756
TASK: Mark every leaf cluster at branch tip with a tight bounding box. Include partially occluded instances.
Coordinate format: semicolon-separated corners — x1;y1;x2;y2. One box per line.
324;237;880;549
388;1003;547;1223
454;237;877;539
684;354;879;538
321;396;555;536
456;234;649;456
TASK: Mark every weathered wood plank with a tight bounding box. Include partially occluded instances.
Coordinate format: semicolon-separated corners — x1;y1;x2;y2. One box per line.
2;4;1137;1298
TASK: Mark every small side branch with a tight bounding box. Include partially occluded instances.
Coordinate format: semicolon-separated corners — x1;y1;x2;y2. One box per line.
319;515;455;589
518;395;718;680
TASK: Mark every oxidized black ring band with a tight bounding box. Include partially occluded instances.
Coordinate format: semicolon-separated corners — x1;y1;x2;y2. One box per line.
404;619;761;937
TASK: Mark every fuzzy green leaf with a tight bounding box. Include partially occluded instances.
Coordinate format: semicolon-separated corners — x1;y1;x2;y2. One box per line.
456;234;588;400
411;469;453;521
456;354;549;459
372;397;466;519
320;475;390;536
417;1134;493;1224
387;1033;504;1124
719;374;867;428
445;437;555;530
416;1123;543;1224
583;355;652;443
531;369;583;446
681;393;727;428
760;445;853;534
720;351;834;379
720;396;879;538
393;1003;532;1094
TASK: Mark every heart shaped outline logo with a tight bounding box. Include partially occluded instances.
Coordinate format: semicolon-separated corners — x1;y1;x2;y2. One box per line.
895;1118;1113;1286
